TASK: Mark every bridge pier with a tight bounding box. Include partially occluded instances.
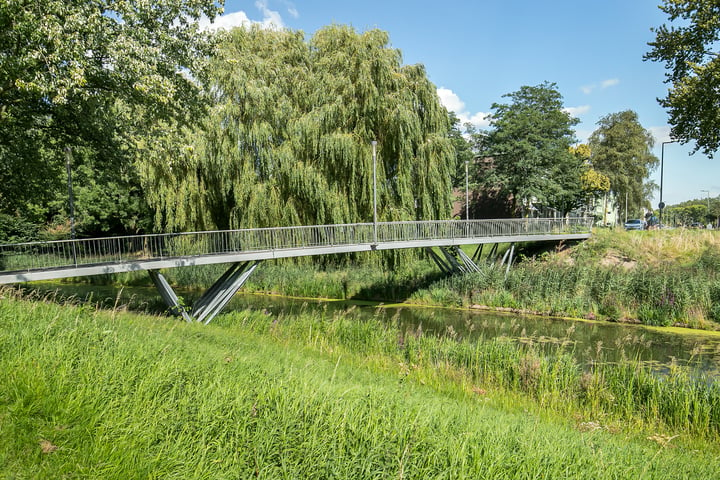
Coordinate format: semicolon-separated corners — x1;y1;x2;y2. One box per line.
425;242;516;275
149;261;260;324
501;243;516;277
426;246;482;274
149;270;194;322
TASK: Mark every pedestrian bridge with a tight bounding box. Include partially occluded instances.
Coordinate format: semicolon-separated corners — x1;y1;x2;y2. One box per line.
0;217;592;323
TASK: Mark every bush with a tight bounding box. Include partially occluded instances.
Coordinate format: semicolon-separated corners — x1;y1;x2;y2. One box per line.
0;214;40;243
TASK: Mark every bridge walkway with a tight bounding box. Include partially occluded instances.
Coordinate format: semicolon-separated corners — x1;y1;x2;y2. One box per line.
0;218;592;323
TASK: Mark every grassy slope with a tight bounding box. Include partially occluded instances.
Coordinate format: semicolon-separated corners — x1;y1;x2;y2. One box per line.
1;293;718;479
570;227;720;268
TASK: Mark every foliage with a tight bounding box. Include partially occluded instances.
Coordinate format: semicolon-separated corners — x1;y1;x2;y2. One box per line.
0;0;222;231
569;143;591;160
481;82;582;216
588;110;659;218
665;195;720;225
575;143;611;204
142;25;454;232
645;0;720;157
579;168;611;195
0;214;40;243
666;203;708;225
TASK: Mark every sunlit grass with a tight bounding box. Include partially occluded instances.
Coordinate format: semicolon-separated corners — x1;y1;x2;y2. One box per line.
574;227;720;267
1;291;719;478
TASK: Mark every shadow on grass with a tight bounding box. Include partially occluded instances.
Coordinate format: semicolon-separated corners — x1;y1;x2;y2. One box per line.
349;270;449;303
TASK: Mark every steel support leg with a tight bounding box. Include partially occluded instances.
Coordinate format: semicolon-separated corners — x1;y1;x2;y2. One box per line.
440;246;466;273
192;262;248;320
488;243;499;262
193;261;260;324
503;243;516;278
472;244;484;263
425;247;452;274
149;261;260;324
149;270;194;322
428;247;481;275
454;246;481;273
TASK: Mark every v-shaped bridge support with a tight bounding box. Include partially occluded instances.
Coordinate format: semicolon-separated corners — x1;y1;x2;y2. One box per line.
426;243;516;276
149;261;260;324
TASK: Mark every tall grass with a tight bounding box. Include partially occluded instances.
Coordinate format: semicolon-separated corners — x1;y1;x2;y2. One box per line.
158;260;445;303
2;291;719;478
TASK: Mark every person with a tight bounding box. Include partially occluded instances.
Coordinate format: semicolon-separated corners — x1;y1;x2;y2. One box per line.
645;214;659;230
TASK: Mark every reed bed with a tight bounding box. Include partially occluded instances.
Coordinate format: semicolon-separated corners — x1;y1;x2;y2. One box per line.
1;291;718;478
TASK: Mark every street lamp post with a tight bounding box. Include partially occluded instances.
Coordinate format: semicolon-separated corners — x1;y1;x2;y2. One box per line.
465;160;469;221
625;191;628;224
659;141;676;226
65;146;78;265
372;140;377;244
65;147;76;240
701;190;710;224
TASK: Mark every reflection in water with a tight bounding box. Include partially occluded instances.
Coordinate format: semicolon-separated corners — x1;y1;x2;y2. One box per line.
19;283;720;378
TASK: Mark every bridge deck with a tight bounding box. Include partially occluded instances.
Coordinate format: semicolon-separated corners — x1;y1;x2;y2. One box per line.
0;218;592;284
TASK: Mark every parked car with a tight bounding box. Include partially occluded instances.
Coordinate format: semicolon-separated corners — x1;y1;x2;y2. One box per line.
624;219;645;231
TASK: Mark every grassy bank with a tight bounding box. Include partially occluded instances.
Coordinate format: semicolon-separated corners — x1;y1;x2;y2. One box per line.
1;291;719;478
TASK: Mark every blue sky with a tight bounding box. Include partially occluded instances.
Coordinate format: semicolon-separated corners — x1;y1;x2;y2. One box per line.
214;0;718;207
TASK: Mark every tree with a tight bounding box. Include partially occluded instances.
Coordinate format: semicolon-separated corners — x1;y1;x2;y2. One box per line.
666;202;708;225
588;111;658;219
0;0;222;232
142;25;455;232
571;144;611;217
579;168;611;196
448;112;476;189
481;82;582;216
666;194;720;226
645;0;720;157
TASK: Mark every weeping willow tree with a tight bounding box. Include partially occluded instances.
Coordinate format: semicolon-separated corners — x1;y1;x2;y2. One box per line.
141;25;454;231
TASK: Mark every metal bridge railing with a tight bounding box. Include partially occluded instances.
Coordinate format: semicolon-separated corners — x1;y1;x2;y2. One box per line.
0;217;592;274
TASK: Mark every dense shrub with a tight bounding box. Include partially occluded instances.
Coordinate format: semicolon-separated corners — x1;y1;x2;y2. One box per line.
0;214;40;243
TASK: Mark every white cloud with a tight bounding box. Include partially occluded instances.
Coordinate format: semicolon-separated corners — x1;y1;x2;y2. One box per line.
198;11;252;31
282;0;299;19
574;128;593;144
601;78;620;89
564;105;591;118
437;87;465;114
199;1;286;32
437;87;491;130
255;0;285;29
580;78;620;95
